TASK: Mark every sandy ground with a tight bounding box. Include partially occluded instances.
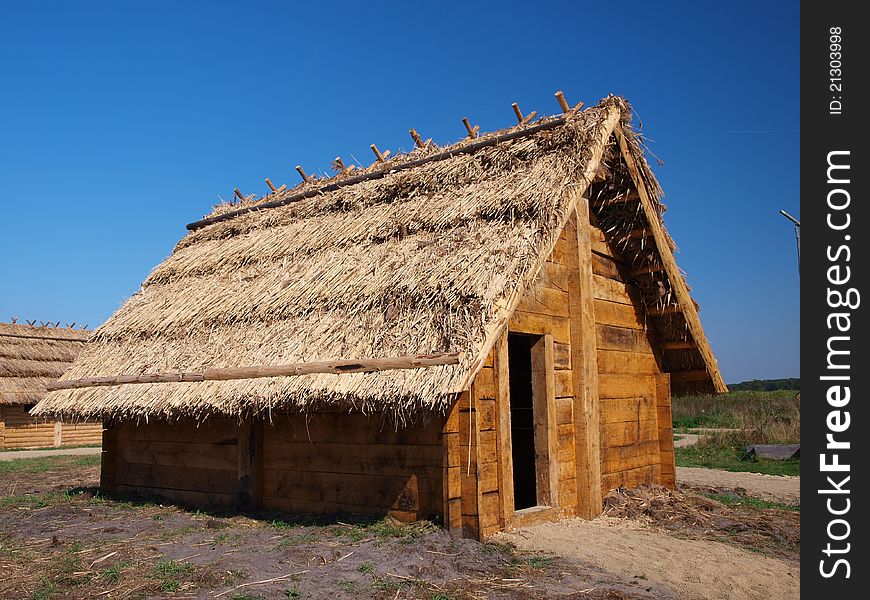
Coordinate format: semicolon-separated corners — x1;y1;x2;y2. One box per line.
677;466;800;504
498;517;799;600
0;446;101;461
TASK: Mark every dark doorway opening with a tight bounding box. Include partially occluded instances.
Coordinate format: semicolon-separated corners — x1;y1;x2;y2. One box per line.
508;333;539;510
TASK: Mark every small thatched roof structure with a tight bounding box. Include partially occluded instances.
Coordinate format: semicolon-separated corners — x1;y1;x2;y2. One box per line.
34;96;724;423
0;322;89;406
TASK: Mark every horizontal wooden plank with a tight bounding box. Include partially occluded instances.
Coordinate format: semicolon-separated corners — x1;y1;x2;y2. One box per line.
115;484;235;507
263;413;442;447
516;285;570;318
263;441;441;478
594;300;647;330
600;397;656;424
592;274;634;304
115;461;237;495
509;311;570;343
554;369;573;398
597;350;660;375
598;374;657;400
553;342;571;370
555;397;574;425
596;324;654;353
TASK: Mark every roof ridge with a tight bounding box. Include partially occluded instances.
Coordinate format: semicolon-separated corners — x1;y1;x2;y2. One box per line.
188;95;627;232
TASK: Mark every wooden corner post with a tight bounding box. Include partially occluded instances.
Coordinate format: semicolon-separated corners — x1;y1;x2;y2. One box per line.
100;420;119;495
568;196;603;518
236;419;263;512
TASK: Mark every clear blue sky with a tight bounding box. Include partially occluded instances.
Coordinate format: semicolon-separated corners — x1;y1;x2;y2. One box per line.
0;1;799;384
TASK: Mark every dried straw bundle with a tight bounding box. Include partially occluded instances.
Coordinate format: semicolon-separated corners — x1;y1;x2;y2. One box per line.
0;323;88;406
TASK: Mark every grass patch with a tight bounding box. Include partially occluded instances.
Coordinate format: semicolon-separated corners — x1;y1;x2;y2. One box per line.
151;559;195;592
703;493;799;512
0;454;100;475
332;517;436;544
675;445;800;476
672;390;799;439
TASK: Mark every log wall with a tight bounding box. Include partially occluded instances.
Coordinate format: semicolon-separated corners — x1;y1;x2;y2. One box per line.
0;405;102;449
590;224;669;493
103;414;445;523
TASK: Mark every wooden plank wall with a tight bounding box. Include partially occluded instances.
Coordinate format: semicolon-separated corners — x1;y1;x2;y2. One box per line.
0;406;102;449
108;419;238;506
591;225;666;494
656;373;677;487
261;412;443;522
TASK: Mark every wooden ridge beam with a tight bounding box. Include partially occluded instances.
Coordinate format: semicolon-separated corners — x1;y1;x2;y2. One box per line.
662;341;698;351
46;352;462;391
647;305;682;316
669;369;711;383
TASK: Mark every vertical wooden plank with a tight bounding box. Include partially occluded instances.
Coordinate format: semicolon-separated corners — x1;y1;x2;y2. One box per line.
100;420;118;495
442;400;462;535
655;373;676;488
53;419;62;448
568;201;603;518
236;419;263;512
458;388;480;539
530;334;559;507
494;331;515;529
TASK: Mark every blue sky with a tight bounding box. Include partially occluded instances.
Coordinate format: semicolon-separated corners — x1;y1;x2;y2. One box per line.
0;1;799;384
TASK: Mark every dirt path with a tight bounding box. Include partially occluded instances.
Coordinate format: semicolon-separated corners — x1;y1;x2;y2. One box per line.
0;446;101;461
498;517;799;600
677;466;800;504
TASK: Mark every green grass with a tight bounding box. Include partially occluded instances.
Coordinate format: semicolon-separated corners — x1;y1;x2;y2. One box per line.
703;492;799;512
0;454;100;474
672;389;799;436
675;445;800;476
151;560;195;592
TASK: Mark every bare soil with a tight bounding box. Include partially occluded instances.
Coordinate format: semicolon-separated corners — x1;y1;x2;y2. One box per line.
498;483;799;600
1;459;658;599
676;467;799;505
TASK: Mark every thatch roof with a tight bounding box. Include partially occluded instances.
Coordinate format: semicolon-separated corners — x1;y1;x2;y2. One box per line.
0;323;89;406
33;96;724;423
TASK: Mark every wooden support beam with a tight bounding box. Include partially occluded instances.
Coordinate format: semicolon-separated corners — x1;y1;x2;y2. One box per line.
462;117;479;139
647;305;682;316
370;144;390;163
662;341;698;351
295;165;310;182
669;369;711;383
631;264;665;277
614;126;727;393
568;198;602;518
47;352;463;391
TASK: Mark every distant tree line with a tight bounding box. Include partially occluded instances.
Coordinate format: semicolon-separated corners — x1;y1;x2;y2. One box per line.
728;378;800;391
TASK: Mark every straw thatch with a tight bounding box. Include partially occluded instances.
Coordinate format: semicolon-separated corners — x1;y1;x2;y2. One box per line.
0;323;89;406
33;96;718;423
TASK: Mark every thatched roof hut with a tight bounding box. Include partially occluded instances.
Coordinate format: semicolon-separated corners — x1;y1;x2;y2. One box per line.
36;96;722;422
33;95;724;538
1;322;101;448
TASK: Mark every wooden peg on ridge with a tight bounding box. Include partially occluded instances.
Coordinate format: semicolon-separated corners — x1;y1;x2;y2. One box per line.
370;144;390;163
265;178;277;192
295;166;311;182
511;102;538;125
462;117;479;139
